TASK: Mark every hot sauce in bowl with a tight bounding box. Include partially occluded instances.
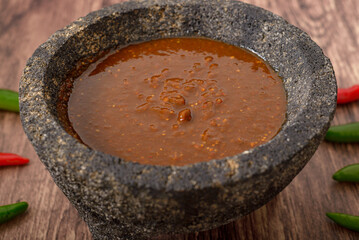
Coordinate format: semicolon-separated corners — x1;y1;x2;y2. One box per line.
61;38;286;166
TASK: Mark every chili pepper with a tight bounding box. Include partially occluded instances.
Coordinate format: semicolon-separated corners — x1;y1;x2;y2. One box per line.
0;153;29;166
337;85;359;104
325;122;359;142
326;212;359;232
0;89;19;112
332;164;359;182
0;202;28;224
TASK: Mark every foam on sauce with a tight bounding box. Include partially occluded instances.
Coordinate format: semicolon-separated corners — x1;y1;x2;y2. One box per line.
63;38;286;166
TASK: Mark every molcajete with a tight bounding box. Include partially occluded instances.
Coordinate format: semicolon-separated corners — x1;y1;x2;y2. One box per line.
19;0;337;239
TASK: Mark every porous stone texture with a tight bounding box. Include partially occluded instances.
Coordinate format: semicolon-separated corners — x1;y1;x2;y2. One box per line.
19;0;337;239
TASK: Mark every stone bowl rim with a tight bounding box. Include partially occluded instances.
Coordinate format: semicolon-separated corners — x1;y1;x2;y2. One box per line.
19;0;336;192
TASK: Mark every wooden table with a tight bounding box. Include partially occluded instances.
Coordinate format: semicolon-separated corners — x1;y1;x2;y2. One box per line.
1;0;359;239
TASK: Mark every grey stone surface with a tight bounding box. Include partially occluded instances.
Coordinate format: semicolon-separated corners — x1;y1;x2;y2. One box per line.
19;0;337;239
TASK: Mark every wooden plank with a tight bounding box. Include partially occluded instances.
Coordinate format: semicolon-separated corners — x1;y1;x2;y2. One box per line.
0;0;359;239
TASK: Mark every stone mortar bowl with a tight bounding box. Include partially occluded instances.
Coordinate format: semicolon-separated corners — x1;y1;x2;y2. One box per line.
19;0;336;239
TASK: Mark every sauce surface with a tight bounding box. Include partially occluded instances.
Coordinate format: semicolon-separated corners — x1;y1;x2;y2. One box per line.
66;38;286;166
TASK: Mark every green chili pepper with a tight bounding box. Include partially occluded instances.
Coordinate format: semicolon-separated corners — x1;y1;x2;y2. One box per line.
0;89;19;113
325;122;359;142
0;202;28;224
332;164;359;182
326;212;359;232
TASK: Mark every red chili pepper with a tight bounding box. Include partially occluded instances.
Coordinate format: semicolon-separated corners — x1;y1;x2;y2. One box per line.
337;85;359;104
0;153;29;166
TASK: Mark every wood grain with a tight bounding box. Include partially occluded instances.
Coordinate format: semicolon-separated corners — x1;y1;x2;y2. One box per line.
0;0;359;239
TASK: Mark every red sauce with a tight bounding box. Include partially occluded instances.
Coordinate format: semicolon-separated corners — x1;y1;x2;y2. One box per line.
64;38;286;166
